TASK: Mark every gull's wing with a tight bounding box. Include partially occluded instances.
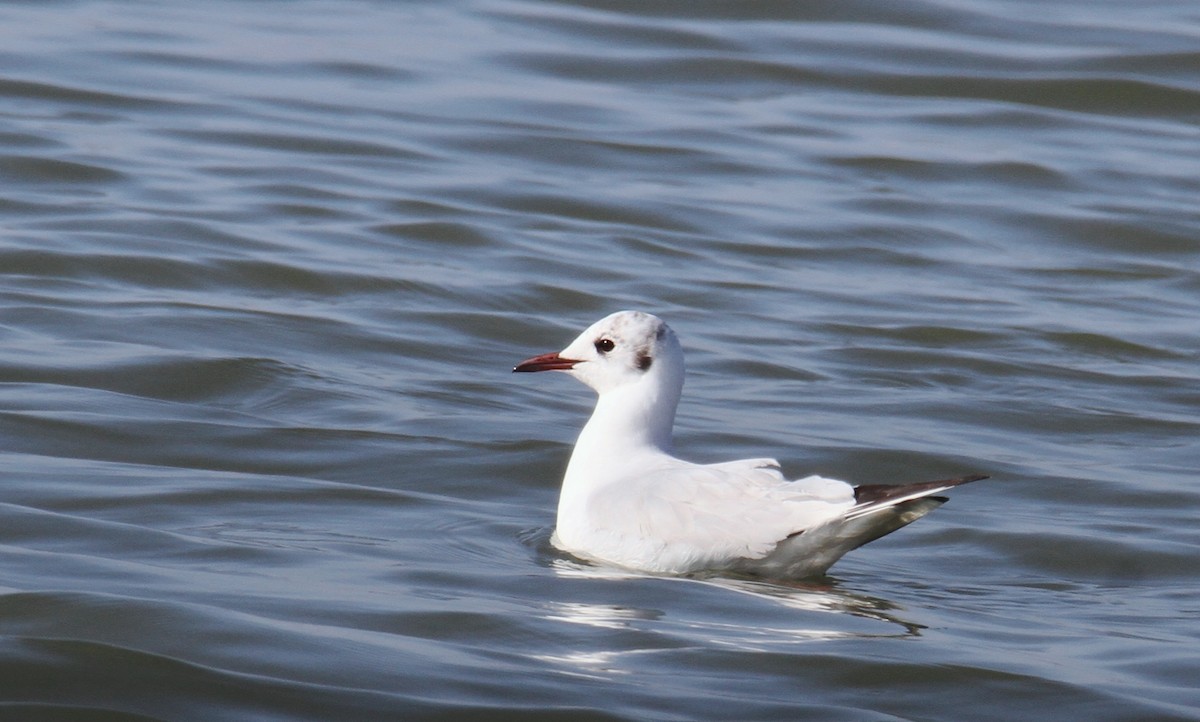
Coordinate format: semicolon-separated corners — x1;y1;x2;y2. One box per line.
574;461;988;577
580;457;857;573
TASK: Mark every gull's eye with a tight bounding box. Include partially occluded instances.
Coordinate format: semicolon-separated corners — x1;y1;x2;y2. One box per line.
594;338;615;354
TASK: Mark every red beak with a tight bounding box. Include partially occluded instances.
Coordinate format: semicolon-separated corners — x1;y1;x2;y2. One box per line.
513;352;581;373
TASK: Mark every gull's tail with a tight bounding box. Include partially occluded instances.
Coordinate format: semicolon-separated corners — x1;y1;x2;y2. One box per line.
739;474;988;579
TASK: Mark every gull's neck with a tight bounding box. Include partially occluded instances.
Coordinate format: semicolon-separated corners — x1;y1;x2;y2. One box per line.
561;376;680;494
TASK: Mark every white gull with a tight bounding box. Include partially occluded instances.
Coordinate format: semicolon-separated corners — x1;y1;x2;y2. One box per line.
514;310;986;579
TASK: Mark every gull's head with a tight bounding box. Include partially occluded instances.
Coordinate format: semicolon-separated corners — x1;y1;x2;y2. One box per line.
513;310;684;396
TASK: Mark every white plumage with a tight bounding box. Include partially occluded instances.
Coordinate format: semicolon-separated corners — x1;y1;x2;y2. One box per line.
514;310;984;578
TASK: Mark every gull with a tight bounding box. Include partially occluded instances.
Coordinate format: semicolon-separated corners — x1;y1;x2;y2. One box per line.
514;310;986;579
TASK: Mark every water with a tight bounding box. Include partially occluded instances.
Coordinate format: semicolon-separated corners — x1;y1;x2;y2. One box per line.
1;0;1198;719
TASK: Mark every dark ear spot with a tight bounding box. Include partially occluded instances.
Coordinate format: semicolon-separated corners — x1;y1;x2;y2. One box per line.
636;351;653;371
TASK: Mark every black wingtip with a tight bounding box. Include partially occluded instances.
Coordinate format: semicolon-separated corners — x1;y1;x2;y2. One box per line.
853;474;989;505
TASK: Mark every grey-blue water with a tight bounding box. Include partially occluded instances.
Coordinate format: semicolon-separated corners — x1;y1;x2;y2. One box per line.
1;1;1198;720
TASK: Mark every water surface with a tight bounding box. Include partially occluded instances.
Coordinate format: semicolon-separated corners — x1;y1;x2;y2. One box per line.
1;1;1198;720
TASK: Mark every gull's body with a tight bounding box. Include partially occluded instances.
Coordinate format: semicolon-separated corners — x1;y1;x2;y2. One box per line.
515;311;985;579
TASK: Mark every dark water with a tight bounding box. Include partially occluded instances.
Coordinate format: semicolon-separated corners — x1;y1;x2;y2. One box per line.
2;1;1198;720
